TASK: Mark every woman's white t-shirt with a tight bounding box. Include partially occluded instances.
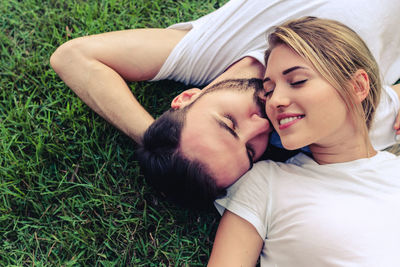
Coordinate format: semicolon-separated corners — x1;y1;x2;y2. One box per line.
216;151;400;266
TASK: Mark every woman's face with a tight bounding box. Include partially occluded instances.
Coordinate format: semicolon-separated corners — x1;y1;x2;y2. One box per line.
263;44;352;150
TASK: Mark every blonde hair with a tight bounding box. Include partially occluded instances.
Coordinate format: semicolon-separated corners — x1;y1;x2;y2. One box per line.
265;16;381;136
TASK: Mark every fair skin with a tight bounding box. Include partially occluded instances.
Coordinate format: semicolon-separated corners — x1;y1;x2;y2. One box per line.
50;28;400;188
174;88;272;187
394;83;400;135
207;210;263;267
264;45;376;164
50;29;188;143
208;44;378;266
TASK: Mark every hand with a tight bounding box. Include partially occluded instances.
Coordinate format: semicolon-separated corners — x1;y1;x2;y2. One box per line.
395;113;400;136
392;83;400;136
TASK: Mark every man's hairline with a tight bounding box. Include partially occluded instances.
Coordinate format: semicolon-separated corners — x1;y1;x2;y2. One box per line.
180;77;264;117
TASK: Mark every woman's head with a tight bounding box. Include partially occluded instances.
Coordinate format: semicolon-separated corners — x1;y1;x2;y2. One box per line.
263;16;381;149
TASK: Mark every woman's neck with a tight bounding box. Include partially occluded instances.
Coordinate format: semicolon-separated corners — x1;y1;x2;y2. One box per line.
309;135;377;165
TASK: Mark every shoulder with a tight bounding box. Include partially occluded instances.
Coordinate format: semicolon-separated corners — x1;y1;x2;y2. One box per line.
217;158;301;210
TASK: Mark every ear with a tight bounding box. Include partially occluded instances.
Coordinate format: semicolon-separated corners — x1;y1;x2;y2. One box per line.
171;88;202;109
351;69;370;102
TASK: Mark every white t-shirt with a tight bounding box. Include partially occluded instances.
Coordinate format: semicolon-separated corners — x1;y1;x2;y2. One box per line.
152;0;400;86
151;0;400;150
215;151;400;267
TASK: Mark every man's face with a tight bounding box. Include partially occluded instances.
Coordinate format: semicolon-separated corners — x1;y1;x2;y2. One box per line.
178;85;272;188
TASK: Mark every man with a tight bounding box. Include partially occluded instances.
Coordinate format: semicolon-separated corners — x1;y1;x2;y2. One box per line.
50;0;400;209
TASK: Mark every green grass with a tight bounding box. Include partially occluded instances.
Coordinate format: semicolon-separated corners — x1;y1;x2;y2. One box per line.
1;0;228;265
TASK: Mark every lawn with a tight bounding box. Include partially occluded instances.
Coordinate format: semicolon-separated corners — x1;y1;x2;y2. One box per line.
1;0;228;265
2;0;400;266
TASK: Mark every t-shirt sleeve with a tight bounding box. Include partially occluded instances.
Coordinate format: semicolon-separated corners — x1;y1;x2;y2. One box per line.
148;0;270;86
215;162;273;239
369;85;400;150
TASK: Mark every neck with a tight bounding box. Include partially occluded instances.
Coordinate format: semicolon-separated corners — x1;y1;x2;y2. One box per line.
309;136;377;165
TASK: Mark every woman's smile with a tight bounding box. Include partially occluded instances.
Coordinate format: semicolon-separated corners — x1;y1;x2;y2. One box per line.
277;113;305;130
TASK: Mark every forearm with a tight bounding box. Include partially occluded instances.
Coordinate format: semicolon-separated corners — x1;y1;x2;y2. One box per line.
51;50;153;143
50;29;186;144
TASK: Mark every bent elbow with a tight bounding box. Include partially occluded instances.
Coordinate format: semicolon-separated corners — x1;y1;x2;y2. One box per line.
50;38;85;76
49;46;63;74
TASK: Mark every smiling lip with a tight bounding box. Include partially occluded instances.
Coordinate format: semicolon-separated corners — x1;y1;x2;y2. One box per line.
277;113;304;130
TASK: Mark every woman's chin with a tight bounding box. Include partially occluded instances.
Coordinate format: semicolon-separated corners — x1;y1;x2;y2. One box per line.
281;140;304;151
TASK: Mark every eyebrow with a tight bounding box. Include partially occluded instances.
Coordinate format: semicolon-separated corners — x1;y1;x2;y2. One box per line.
263;66;307;82
282;66;306;75
214;117;254;170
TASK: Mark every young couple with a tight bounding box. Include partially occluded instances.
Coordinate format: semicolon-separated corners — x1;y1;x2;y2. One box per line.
51;0;400;265
51;0;400;210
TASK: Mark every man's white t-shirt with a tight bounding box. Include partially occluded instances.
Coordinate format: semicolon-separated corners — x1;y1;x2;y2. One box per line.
215;151;400;266
152;0;400;86
151;0;400;150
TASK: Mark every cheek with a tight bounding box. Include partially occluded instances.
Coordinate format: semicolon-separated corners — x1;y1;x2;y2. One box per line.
312;90;348;123
265;104;278;128
265;100;273;117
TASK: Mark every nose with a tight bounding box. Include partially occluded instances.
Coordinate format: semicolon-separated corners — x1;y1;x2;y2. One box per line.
267;87;290;109
241;114;271;140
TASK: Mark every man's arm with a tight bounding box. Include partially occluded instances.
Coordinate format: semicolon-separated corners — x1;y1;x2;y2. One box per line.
50;28;187;144
391;83;400;135
208;210;263;267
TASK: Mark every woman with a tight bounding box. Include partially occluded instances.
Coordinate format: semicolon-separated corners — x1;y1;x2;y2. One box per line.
208;17;400;266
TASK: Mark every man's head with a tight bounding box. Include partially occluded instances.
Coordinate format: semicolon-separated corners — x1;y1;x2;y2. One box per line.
137;79;271;210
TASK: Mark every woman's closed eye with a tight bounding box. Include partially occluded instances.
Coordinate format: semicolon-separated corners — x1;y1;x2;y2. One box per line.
290;79;307;87
264;90;274;99
262;80;275;99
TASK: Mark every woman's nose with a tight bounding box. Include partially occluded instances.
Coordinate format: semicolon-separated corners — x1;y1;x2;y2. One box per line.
267;88;290;109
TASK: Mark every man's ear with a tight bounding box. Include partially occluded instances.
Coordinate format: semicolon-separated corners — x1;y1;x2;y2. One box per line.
351;69;370;102
171;88;202;109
